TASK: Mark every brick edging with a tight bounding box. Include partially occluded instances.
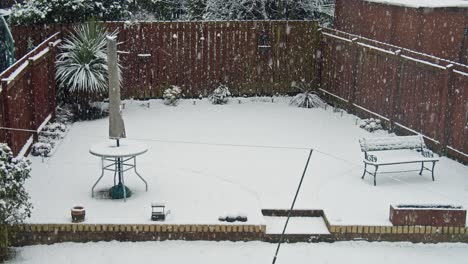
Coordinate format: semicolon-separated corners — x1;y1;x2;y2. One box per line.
8;222;468;246
9;224;266;246
329;225;468;243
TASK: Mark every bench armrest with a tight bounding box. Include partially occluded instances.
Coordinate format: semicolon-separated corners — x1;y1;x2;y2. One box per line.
365;154;378;163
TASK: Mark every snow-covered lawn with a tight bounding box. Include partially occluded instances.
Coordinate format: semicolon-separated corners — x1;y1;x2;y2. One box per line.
26;98;468;226
7;241;468;264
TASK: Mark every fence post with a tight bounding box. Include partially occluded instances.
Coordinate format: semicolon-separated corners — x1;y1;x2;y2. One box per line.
0;81;12;150
48;40;57;120
315;28;324;91
347;38;360;113
389;50;403;132
27;58;39;143
441;64;455;156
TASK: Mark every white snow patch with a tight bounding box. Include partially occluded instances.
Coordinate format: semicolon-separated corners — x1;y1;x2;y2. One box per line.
6;241;468;264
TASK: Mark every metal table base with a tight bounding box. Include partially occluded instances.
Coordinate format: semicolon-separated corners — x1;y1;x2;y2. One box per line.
91;155;148;201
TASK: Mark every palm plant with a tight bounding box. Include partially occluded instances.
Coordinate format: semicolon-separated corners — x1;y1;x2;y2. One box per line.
56;22;119;119
289;80;327;109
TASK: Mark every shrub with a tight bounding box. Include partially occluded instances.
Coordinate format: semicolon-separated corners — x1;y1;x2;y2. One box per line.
31;142;53;157
209;84;231;104
56;21;118;119
0;144;32;255
131;0;184;20
9;0;131;26
163;85;182;106
289;81;327;108
359;118;383;132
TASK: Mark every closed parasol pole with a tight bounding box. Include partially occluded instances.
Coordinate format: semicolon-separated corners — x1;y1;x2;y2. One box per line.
107;35;126;196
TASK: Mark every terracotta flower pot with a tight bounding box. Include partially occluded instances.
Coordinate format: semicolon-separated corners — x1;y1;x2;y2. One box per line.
71;205;86;223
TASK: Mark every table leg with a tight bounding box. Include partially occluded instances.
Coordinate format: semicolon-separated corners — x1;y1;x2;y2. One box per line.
113;161;118;186
91;158;106;197
134;156;148;191
121;165;127;202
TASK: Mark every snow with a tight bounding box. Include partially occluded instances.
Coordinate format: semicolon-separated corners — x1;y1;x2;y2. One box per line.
89;139;148;157
29;47;49;62
6;241;468;264
401;55;446;70
365;0;468;8
359;135;424;152
17;136;33;158
25;98;468;226
0;8;11;16
1;61;29;85
264;216;330;234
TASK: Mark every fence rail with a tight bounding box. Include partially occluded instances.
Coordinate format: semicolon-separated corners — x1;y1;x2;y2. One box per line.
320;27;468;163
0;33;59;156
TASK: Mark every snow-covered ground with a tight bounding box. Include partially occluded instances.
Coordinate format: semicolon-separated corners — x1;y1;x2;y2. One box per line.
26;98;468;226
7;241;468;264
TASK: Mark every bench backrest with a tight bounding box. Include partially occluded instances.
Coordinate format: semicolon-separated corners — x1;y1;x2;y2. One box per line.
359;135;426;152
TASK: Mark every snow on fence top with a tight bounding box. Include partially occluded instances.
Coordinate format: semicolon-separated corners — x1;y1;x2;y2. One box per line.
359;135;425;152
365;0;468;8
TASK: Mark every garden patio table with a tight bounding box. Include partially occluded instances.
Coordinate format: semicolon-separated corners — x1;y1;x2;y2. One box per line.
90;140;148;201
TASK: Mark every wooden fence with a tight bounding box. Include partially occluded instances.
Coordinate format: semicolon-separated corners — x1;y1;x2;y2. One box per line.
320;28;468;163
0;33;59;155
12;21;321;99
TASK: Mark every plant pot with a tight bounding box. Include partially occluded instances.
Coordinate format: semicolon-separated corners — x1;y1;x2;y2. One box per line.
389;204;466;227
71;205;86;223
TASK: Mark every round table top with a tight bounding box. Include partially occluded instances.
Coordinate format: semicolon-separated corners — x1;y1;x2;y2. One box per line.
89;139;148;158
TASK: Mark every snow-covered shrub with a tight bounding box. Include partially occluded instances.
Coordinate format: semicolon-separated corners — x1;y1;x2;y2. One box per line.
209;84;231;104
289;81;327;108
132;0;184;20
290;92;327;108
204;0;334;25
0;144;32;252
359;118;383;132
187;0;206;20
56;22;118;119
9;0;131;25
205;0;268;20
163;85;182;106
56;22;117;94
44;123;67;133
31;142;53;157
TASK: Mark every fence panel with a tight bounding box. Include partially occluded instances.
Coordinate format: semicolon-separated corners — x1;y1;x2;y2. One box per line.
12;21;321;99
450;72;468;153
0;33;59;155
320;28;468;163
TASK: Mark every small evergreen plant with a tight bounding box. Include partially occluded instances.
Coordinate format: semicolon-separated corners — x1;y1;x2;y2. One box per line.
163;85;182;106
209;84;231;104
0;144;32;257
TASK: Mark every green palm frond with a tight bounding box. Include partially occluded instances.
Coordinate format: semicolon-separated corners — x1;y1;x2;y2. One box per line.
56;23;119;95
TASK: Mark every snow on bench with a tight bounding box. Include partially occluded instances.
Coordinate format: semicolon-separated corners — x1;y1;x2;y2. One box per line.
359;135;439;186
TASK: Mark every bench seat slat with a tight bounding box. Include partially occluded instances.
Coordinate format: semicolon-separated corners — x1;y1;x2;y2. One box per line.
359;135;424;152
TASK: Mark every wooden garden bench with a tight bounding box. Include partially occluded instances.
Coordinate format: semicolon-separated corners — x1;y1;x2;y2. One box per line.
359;135;439;186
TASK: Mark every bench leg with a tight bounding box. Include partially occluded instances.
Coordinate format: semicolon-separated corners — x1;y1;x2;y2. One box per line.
431;161;436;181
373;165;379;186
361;163;367;179
419;162;424;175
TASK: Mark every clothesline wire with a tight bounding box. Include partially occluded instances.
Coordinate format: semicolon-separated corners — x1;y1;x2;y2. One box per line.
76;134;365;169
0;125;364;168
